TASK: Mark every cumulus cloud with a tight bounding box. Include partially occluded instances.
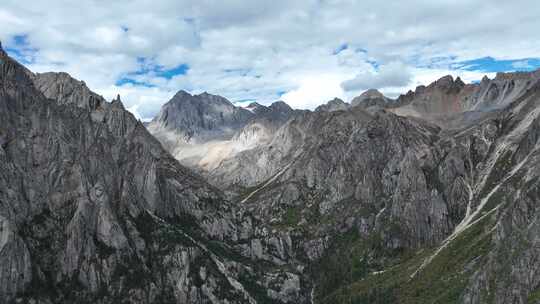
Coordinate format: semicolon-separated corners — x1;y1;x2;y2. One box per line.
282;73;350;109
341;61;412;92
0;0;539;118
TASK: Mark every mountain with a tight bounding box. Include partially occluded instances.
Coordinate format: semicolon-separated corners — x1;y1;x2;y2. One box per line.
4;36;540;304
147;90;254;145
315;98;350;112
350;88;394;110
392;72;540;122
162;68;540;303
0;45;307;304
210;69;540;303
147;92;301;174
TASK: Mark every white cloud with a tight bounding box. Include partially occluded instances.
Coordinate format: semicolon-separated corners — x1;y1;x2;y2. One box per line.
341;61;412;92
0;0;539;119
281;73;350;109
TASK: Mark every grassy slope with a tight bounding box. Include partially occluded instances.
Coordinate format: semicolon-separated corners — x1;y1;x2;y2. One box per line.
316;213;495;304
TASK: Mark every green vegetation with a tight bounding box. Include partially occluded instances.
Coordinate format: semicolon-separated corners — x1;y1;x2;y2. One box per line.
528;288;540;303
311;227;408;303
272;205;303;227
285;206;301;224
316;214;496;304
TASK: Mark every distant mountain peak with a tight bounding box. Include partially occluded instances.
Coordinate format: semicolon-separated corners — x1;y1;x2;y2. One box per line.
247;101;262;108
359;88;384;99
329;97;345;103
436;74;454;83
315;97;349;112
269;100;293;112
393;68;540;117
111;94;125;109
244;102;266;114
32;71;105;110
148;90;255;143
166;90;236;109
173;89;192;99
351;89;392;109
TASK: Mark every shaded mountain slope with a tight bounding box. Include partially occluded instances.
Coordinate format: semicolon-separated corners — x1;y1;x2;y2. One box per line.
231;72;540;304
0;45;308;304
4;37;540;304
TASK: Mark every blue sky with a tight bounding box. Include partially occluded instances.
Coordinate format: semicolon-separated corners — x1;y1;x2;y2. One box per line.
115;57;190;87
456;57;540;73
1;1;540;120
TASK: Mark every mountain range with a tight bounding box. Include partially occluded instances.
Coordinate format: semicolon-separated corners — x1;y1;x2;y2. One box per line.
2;41;540;304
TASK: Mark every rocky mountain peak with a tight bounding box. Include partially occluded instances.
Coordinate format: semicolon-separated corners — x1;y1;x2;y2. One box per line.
164;90;238;110
315;97;349;112
351;89;392;109
243;102;267;115
494;69;540;81
428;75;465;93
392;68;540;120
111;93;124;109
32;71;105;110
172;89;192;99
434;74;454;85
247;101;262;108
269;100;293;112
329;97;345;103
455;76;465;86
0;40;6;57
360;88;385;99
0;47;35;94
148;90;255;144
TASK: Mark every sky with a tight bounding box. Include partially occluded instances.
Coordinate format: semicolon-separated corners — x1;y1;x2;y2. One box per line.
1;1;540;121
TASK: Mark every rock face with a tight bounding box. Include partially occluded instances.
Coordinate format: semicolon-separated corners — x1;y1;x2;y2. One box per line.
147;92;301;174
241;72;540;304
32;72;106;111
166;67;540;303
0;46;307;304
5;38;540;304
147;90;254;145
315;98;350;112
350;88;394;110
392;72;540;120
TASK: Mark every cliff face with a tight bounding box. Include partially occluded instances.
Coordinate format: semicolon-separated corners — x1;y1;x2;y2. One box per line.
146;91;301;175
147;90;254;144
4;38;540;304
182;69;540;303
0;46;308;304
350;89;395;111
236;76;540;304
393;72;540;120
315;98;350;112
